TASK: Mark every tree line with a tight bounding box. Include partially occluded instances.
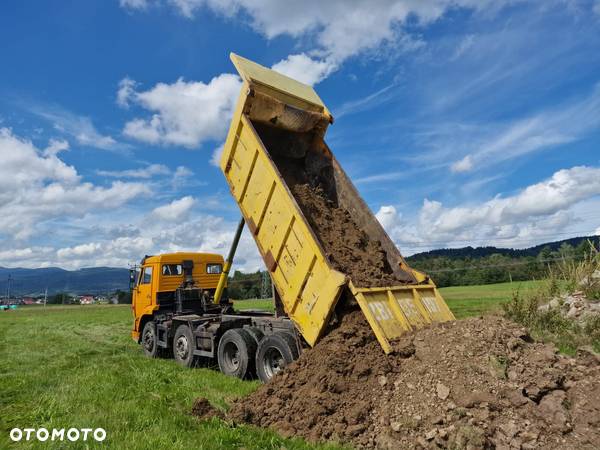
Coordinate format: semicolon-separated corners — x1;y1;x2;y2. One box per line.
408;241;594;288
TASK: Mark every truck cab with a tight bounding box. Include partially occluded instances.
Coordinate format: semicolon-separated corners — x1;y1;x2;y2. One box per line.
131;252;225;342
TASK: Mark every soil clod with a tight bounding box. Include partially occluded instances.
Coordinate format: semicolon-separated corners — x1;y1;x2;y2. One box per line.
191;398;223;421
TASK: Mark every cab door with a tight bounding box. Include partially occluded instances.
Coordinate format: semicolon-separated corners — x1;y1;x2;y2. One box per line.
133;265;155;331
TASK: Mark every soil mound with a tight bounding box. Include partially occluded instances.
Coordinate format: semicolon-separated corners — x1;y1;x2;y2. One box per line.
191;398;223;421
229;310;600;449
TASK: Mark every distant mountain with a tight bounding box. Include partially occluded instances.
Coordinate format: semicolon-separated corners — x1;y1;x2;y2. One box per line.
406;235;600;261
0;266;130;296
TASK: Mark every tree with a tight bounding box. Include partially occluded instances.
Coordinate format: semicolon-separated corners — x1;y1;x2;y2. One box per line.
558;243;575;260
116;289;132;304
538;245;552;261
48;292;72;304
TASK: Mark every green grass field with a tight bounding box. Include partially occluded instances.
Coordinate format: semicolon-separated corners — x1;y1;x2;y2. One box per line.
0;281;542;449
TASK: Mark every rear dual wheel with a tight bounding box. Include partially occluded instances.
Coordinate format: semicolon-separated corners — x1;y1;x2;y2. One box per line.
217;329;257;379
255;332;299;383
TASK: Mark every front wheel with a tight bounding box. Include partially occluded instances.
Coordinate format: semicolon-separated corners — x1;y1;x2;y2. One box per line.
141;321;159;358
255;332;299;383
173;324;197;368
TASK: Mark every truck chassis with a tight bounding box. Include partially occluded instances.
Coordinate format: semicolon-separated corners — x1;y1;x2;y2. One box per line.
141;308;301;382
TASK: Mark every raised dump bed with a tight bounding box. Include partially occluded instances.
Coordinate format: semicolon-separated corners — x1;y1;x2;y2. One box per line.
220;54;454;353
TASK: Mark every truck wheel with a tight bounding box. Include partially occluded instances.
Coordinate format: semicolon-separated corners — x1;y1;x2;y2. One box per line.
173;324;196;368
142;321;159;358
255;332;299;383
217;329;256;379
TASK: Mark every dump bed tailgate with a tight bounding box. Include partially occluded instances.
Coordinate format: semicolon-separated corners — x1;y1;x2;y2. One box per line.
350;282;455;354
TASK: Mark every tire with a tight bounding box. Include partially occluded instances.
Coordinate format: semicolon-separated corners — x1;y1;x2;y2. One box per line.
245;326;265;347
217;329;257;379
173;324;197;368
255;332;299;383
141;321;159;358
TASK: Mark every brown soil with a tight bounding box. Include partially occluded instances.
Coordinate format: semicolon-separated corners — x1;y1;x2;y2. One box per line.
191;398;223;421
228;310;600;449
291;183;399;287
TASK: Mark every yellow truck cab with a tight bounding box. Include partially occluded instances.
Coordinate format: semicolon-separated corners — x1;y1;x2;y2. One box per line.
131;252;225;342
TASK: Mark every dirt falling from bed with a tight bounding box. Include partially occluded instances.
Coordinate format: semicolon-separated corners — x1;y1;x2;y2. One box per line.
290;183;400;287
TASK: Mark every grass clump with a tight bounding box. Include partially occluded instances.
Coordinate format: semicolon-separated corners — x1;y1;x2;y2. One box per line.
503;242;600;355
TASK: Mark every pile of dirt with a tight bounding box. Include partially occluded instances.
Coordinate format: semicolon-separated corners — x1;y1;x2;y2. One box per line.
228;310;600;449
291;183;399;287
538;290;600;323
191;398;223;421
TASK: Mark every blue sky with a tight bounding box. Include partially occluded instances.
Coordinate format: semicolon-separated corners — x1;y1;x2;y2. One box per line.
1;0;600;270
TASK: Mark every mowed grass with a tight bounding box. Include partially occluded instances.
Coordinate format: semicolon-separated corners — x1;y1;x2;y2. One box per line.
439;280;545;319
0;281;542;449
0;305;343;450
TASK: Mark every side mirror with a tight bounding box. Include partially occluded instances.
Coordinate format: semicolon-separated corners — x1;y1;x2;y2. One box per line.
129;269;136;292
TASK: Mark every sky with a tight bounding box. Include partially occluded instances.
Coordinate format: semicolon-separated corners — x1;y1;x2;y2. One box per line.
1;0;600;271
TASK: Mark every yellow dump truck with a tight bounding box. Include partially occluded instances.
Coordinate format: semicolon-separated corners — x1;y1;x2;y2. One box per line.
132;54;454;382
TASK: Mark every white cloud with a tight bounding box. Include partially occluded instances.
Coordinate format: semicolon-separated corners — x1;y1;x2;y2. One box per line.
451;34;476;60
417;82;600;174
97;164;170;179
450;155;473;173
210;143;224;167
423;166;600;233
334;83;396;119
30;105;123;151
152;196;196;221
56;242;102;259
594;0;600;16
376;166;600;254
375;205;402;231
122;1;519;85
122;74;241;147
173;166;193;178
117;77;137;108
43;138;70;157
271;53;336;86
52;236;155;270
1;213;265;271
170;165;197;190
0;128;148;240
120;0;151;10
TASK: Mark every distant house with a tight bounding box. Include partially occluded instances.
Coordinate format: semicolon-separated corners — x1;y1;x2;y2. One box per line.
79;295;94;305
22;297;36;305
